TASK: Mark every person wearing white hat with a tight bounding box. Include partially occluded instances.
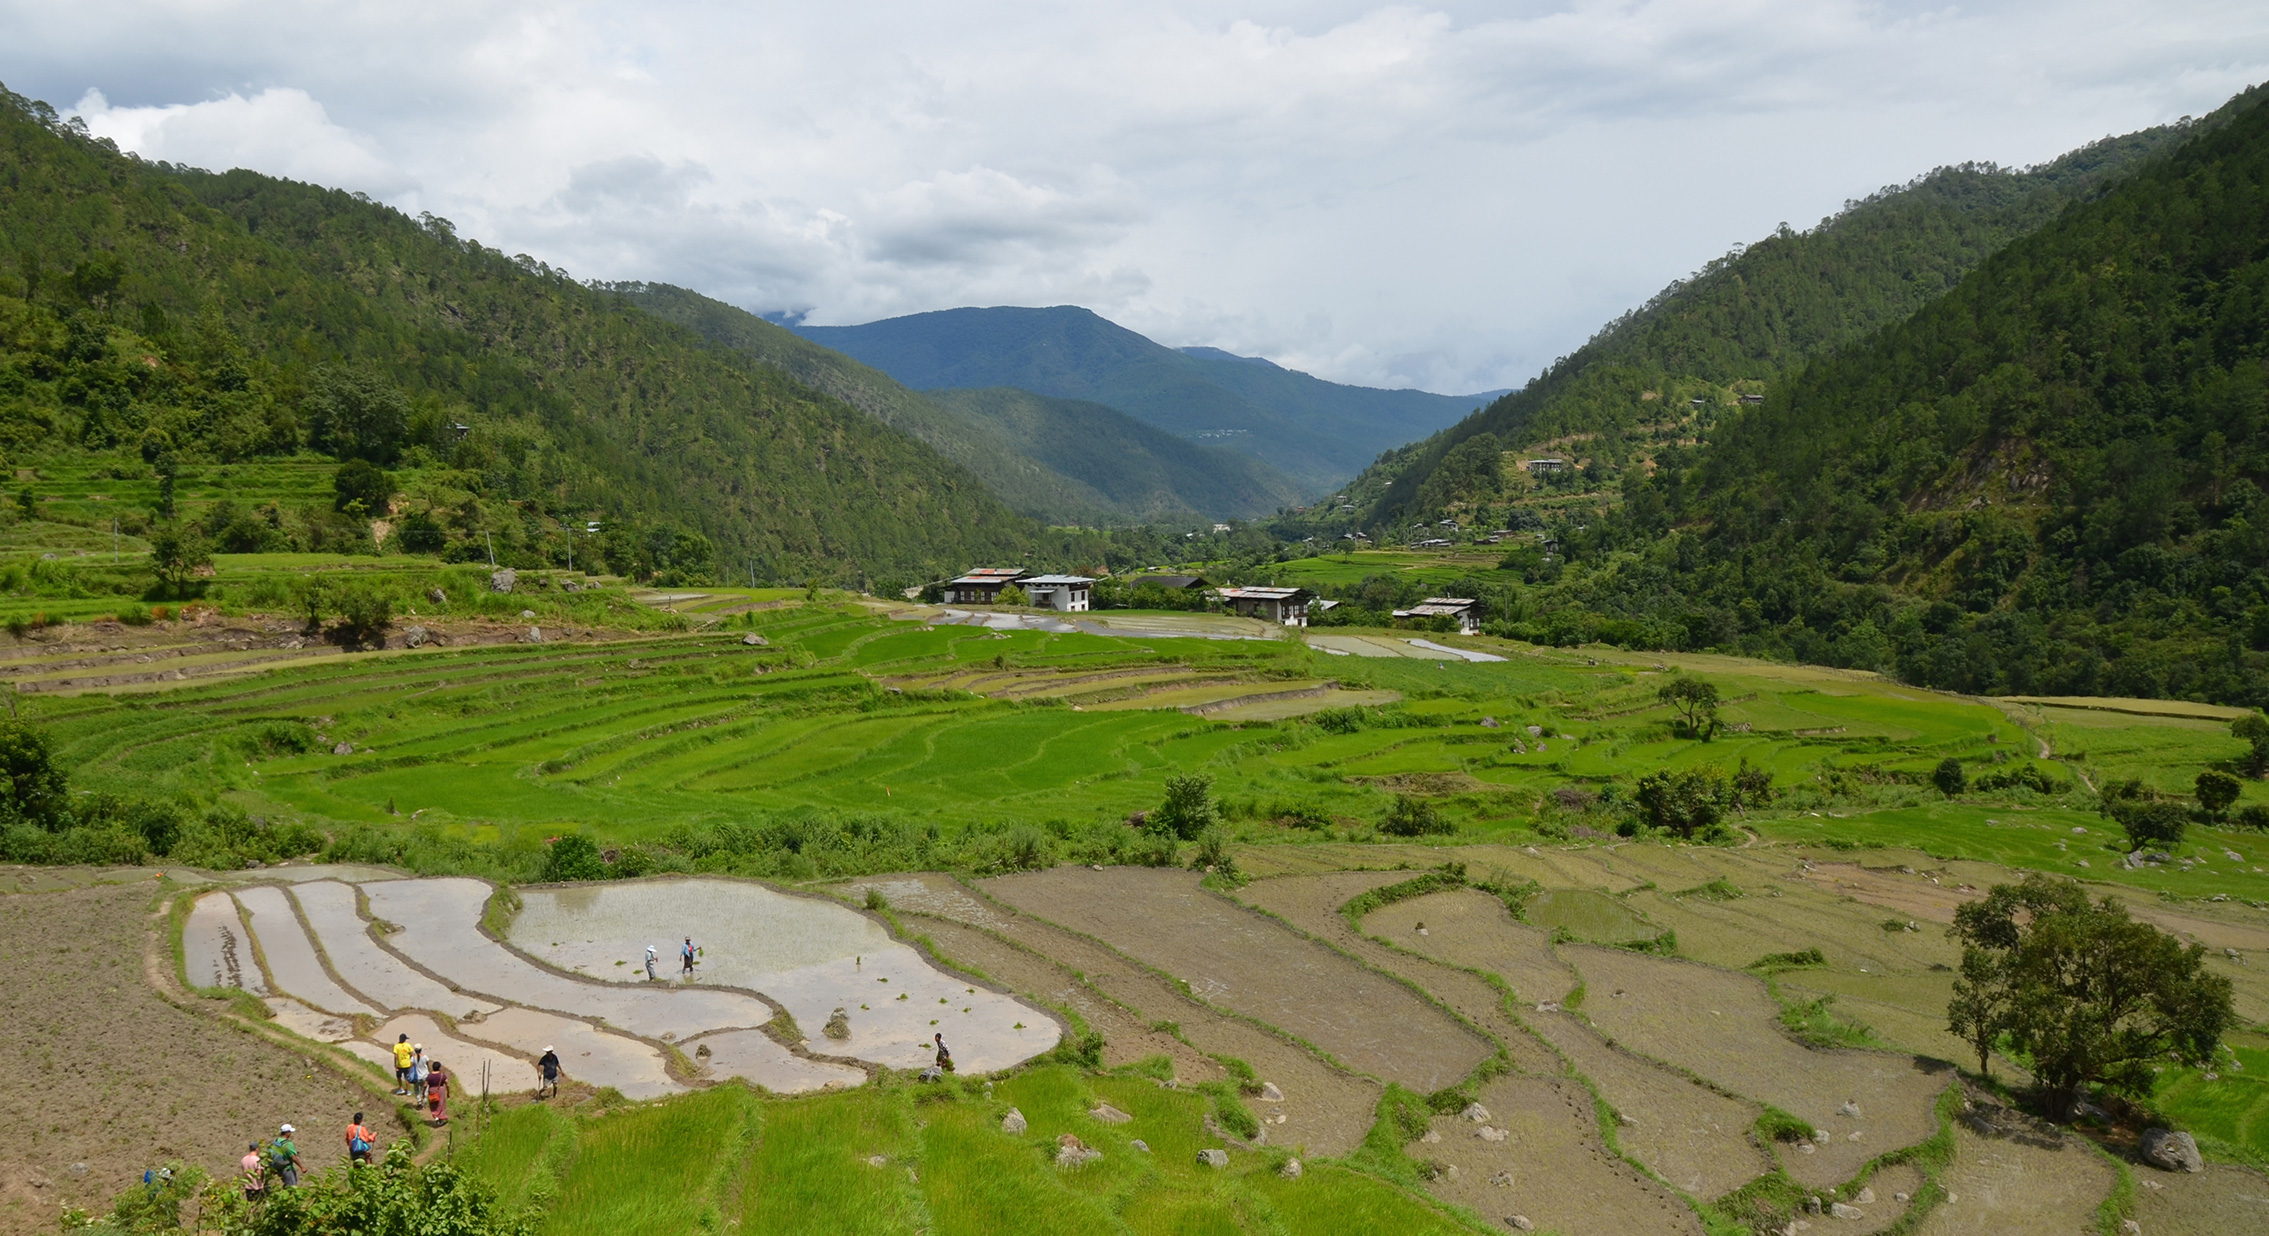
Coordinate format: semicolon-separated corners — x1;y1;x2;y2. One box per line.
268;1124;302;1188
537;1045;561;1099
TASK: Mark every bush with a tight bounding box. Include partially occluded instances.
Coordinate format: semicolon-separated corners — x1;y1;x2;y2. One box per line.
2238;804;2269;830
1634;766;1728;839
2111;799;2190;851
1379;794;1452;837
2196;769;2243;822
1931;757;1967;798
1150;773;1216;840
542;833;606;882
0;718;70;831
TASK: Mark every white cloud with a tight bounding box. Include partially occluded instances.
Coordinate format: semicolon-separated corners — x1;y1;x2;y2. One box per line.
8;1;2267;394
73;86;415;199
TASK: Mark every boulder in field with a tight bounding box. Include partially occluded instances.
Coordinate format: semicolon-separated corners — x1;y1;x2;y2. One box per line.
331;742;353;756
2141;1128;2203;1172
1259;1082;1284;1102
1196;1149;1229;1169
489;569;515;593
1001;1108;1026;1135
1279;1158;1301;1179
1831;1202;1864;1219
428;587;446;604
742;633;767;646
1090;1103;1132;1124
1461;1102;1491;1123
403;625;429;648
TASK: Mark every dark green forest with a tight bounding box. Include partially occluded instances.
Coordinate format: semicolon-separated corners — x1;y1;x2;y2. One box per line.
0;83;1073;585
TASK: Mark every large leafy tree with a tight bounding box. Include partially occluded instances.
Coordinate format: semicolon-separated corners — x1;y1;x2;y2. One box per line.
1949;874;2233;1117
0;719;69;831
1657;677;1720;740
1634;766;1728;839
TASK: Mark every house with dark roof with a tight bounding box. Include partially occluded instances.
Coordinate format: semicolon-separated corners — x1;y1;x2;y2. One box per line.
1215;586;1316;627
1393;597;1482;635
940;567;1029;605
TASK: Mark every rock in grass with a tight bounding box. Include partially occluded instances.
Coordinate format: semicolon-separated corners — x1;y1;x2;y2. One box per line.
1505;1218;1534;1232
1130;1139;1149;1153
1279;1158;1301;1179
1855;1187;1874;1204
742;633;767;646
403;625;429;648
2141;1128;2203;1172
428;587;446;604
1055;1134;1101;1167
1090;1103;1132;1124
823;1007;850;1040
1461;1102;1491;1123
489;569;515;593
1001;1108;1026;1135
1831;1202;1864;1219
1477;1126;1507;1142
331;741;353;756
1259;1082;1284;1102
1197;1149;1229;1169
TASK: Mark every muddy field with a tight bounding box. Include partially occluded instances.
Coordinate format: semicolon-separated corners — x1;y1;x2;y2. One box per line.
1913;1097;2116;1236
982;867;1493;1092
0;882;375;1234
1418;1075;1703;1235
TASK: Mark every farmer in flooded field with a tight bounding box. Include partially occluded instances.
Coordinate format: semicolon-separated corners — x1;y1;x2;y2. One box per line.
645;944;658;979
681;936;697;978
933;1033;954;1073
536;1046;561;1099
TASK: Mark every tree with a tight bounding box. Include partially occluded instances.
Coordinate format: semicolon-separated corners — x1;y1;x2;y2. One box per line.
1949;873;2234;1118
305;366;410;464
1931;757;1967;798
394;509;445;554
1380;794;1452;836
2112;799;2189;851
542;833;606;882
1634;766;1729;839
1730;759;1774;815
147;523;211;596
0;719;69;831
996;584;1029;608
1657;677;1719;740
335;583;393;645
2195;769;2243;823
332;458;395;516
2233;712;2269;779
1151;773;1215;840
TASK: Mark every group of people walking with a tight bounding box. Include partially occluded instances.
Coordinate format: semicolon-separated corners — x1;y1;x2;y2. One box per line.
390;1035;451;1123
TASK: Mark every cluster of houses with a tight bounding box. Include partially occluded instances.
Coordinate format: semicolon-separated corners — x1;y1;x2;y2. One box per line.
934;568;1481;633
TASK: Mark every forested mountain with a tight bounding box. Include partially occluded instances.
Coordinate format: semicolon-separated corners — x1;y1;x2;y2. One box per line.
1340;119;2190;524
1514;84;2269;704
0;83;1045;585
620;283;1300;521
795;305;1496;489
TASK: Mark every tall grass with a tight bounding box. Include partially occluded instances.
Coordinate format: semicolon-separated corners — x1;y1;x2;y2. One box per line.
540;1087;753;1236
736;1087;923;1235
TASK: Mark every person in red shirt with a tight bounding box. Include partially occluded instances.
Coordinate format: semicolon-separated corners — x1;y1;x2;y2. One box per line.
238;1143;265;1200
345;1112;375;1165
425;1062;449;1124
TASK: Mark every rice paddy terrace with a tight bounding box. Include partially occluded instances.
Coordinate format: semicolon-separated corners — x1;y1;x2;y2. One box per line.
9;596;2269;1233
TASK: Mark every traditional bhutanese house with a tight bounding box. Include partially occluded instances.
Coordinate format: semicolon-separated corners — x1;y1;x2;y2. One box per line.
1138;574;1211;591
1021;574;1096;612
1215;586;1317;627
941;567;1029;605
1394;597;1482;635
1523;458;1569;475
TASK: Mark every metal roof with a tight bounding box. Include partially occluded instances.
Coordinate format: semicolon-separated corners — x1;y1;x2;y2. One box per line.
1216;586;1311;600
1021;575;1095;586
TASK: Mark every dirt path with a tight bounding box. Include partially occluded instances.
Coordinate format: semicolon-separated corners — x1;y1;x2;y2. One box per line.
0;883;377;1232
1419;1076;1704;1235
1912;1098;2115;1235
2129;1162;2269;1234
983;868;1493;1093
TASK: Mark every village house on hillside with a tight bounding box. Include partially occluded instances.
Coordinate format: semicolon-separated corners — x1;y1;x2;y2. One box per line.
1393;597;1481;634
938;567;1094;611
1020;574;1095;612
940;567;1028;605
1215;585;1316;627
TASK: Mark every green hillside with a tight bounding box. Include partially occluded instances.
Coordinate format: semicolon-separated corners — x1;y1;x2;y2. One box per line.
797;306;1494;489
1633;84;2269;702
1338;119;2188;524
620;284;1300;522
0;83;1038;586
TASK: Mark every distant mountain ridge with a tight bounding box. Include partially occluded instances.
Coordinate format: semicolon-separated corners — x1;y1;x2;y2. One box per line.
621;285;1302;522
793;306;1500;490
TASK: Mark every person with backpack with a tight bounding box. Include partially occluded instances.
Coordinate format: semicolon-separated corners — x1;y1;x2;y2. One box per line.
932;1033;954;1074
536;1046;561;1100
425;1061;450;1124
681;937;697;978
268;1125;302;1188
238;1143;265;1201
344;1113;375;1166
391;1035;414;1094
408;1046;429;1104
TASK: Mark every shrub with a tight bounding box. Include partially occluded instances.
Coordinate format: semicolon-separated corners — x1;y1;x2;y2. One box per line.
2112;799;2189;851
1150;773;1216;840
2195;769;2242;822
1634;766;1728;839
1931;757;1967;798
1379;794;1452;837
2238;804;2269;831
542;833;606;882
1188;825;1235;873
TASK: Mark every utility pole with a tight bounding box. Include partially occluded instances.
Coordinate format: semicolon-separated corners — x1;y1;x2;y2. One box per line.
484;531;495;567
112;518;118;562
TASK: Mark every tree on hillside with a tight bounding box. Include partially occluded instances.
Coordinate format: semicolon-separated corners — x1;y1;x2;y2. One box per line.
1948;873;2233;1117
0;719;69;831
1151;773;1216;840
2111;797;2189;852
1657;678;1720;740
1730;759;1775;815
1932;758;1967;798
2196;769;2243;823
1634;766;1728;839
1380;794;1452;837
2234;712;2269;778
305;367;410;464
147;523;211;597
332;459;395;516
542;833;606;882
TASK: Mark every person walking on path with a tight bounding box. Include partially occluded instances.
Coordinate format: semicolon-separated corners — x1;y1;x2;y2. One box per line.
932;1033;954;1074
345;1113;375;1166
425;1062;449;1125
408;1046;429;1104
645;944;658;980
391;1035;414;1094
681;937;697;978
238;1144;265;1202
536;1046;561;1100
268;1125;302;1188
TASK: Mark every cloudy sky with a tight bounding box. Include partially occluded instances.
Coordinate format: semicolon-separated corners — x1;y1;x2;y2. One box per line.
5;3;2266;393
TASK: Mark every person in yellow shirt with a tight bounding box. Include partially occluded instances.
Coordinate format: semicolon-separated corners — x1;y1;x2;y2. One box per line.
391;1034;415;1094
